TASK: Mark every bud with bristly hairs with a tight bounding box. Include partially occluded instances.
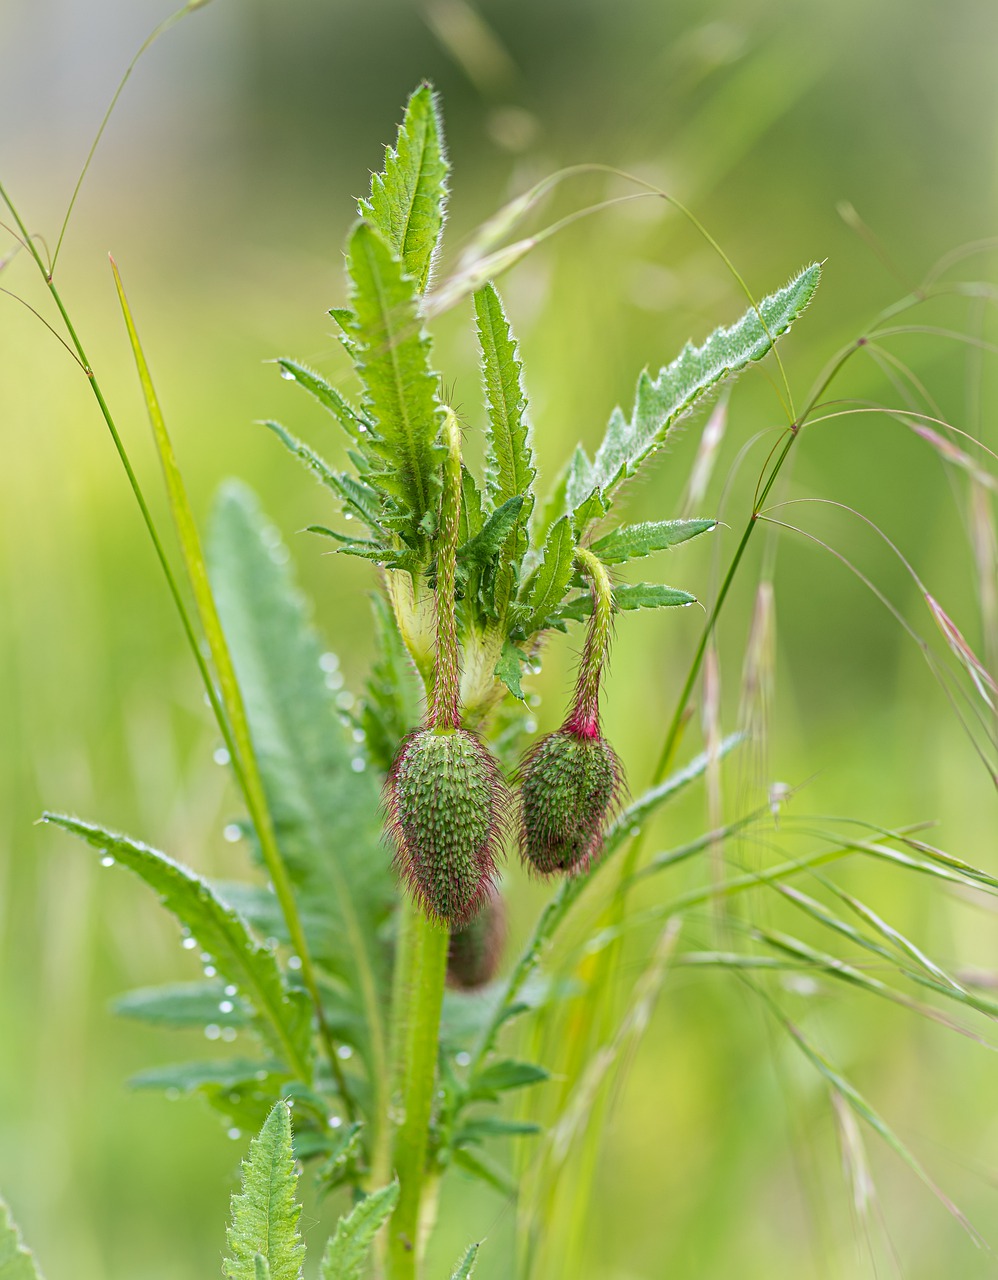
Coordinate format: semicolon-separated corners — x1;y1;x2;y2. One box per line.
384;411;510;927
518;547;626;875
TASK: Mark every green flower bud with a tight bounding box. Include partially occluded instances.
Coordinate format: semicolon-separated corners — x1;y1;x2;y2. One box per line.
446;881;507;990
517;727;624;875
386;727;509;927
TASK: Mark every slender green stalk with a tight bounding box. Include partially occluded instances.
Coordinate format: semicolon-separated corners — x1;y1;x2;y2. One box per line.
386;410;463;1279
386;902;449;1279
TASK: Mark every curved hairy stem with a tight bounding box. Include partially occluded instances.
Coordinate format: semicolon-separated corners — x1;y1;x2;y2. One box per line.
567;547;614;736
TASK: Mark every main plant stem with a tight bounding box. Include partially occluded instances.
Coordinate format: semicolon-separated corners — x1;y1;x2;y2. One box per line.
386;409;462;1279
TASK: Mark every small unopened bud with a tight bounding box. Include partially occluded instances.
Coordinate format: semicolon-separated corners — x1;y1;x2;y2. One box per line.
446;881;507;989
386;727;509;927
518;726;624;875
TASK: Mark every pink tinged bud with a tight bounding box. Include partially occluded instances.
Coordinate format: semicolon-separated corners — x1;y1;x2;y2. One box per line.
446;881;507;990
517;727;625;875
385;727;510;928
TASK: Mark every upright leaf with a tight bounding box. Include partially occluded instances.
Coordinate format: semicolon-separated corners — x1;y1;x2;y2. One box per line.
42;813;312;1077
208;484;391;1087
565;264;821;521
449;1244;480;1279
0;1195;43;1280
318;1181;400;1280
224;1102;306;1280
474;282;535;567
517;516;575;636
359;82;449;293
347;222;444;548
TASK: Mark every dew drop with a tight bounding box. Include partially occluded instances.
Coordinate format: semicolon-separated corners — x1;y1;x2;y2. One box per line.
219;1000;234;1014
200;952;212;963
329;1115;343;1129
223;824;242;844
524;719;537;734
350;756;366;773
204;1024;221;1040
357;424;368;434
279;365;295;381
336;1044;354;1061
255;1069;269;1081
455;1051;471;1068
336;691;355;711
221;1027;237;1042
224;984;238;997
351;728;366;743
182;936;198;951
287;954;302;971
213;746;231;767
100;855;115;868
343;511;354;521
324;670;345;691
227;1126;242;1139
165;1087;180;1101
319;651;340;673
204;965;217;978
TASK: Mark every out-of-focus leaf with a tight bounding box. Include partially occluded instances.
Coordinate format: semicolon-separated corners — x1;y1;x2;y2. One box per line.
112;981;253;1028
42;814;312;1076
208;484;392;1085
456;1117;541;1145
0;1195;43;1280
452;1148;516;1198
129;1060;281;1094
468;1059;549;1099
360;592;424;773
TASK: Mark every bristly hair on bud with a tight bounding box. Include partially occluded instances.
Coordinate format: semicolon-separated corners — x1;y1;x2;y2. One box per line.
446;880;507;989
518;547;626;875
383;408;511;927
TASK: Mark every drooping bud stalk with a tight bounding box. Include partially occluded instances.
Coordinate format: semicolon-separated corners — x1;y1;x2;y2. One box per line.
385;410;509;927
518;547;626;875
446;881;507;990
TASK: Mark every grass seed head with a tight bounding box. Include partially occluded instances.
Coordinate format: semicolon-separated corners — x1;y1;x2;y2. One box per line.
385;726;509;927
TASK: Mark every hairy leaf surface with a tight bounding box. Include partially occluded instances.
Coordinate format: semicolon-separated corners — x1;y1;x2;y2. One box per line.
565;264;821;520
358;83;448;293
347;223;444;547
224;1102;306;1280
591;518;716;564
517;516;575;636
318;1181;400;1280
274;359;371;439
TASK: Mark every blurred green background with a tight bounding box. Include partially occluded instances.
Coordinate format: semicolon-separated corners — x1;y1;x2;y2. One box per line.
2;0;997;1275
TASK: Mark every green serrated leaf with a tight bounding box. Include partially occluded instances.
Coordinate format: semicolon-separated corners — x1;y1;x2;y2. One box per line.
0;1195;43;1280
347;222;444;548
208;484;392;1086
458;496;524;573
459;466;485;543
42;814;312;1076
468;1059;549;1098
359;83;448;293
263;421;385;534
550;581;696;624
494;639;528;700
449;1243;480;1279
318;1181;400;1280
112;980;252;1028
275;359;371;439
591;518;716;564
565;264;821;521
474;282;535;567
360;592;424;774
224;1102;306;1280
518;516;575;635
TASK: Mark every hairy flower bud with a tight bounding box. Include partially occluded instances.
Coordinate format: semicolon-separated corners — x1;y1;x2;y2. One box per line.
386;727;509;927
446;881;507;990
518;726;624;875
